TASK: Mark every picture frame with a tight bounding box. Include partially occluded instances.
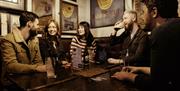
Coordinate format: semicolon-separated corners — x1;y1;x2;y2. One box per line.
0;0;24;10
61;1;78;34
9;14;20;33
38;15;52;27
0;13;9;36
90;0;124;28
178;0;180;17
38;15;52;34
32;0;53;17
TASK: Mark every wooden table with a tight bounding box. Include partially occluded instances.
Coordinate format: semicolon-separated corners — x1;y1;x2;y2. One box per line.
7;64;140;91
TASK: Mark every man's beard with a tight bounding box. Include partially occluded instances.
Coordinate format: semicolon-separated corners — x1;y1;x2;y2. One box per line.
125;22;133;33
28;27;38;39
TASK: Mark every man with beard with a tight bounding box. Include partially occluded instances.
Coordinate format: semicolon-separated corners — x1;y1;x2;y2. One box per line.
111;0;180;91
0;11;46;74
108;10;150;66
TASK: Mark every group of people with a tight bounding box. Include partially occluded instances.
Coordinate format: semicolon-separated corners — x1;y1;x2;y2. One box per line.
1;0;180;91
0;10;95;78
108;0;180;91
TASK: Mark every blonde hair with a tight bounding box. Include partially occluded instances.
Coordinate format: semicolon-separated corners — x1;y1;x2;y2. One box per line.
124;10;137;22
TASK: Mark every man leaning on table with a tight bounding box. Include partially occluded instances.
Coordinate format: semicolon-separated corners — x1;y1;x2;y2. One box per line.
0;11;46;74
111;0;180;91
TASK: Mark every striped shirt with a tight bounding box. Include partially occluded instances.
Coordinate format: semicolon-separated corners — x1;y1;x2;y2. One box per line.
70;36;87;57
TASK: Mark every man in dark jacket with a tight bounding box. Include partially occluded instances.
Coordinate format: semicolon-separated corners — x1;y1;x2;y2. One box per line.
108;10;150;66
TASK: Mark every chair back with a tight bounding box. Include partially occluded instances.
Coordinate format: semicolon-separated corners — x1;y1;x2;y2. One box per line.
0;37;3;89
0;37;6;89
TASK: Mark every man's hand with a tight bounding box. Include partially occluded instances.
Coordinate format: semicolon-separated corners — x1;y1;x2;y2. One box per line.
111;71;137;82
107;58;123;64
121;66;140;73
36;65;47;72
122;66;150;75
111;20;125;36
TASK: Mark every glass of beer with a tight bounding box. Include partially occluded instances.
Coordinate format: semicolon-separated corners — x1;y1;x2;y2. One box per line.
114;19;125;31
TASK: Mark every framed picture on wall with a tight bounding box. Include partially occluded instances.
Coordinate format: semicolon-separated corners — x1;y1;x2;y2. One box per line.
0;0;24;10
38;15;52;34
32;0;53;17
9;14;20;33
0;13;9;36
61;1;78;34
90;0;125;28
178;0;180;17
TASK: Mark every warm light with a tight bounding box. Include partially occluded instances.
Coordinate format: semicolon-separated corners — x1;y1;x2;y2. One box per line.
3;0;17;3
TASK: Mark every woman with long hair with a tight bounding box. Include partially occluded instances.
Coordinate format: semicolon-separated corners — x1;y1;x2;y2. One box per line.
70;21;95;69
39;19;70;78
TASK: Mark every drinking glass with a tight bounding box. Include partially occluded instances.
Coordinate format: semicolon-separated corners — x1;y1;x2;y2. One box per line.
46;59;56;78
114;19;125;31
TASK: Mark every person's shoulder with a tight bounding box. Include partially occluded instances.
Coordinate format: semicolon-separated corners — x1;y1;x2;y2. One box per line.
72;36;78;41
72;36;77;39
151;18;180;40
137;28;149;37
140;29;148;35
0;34;15;47
155;18;180;32
31;36;39;43
1;33;14;42
167;18;180;23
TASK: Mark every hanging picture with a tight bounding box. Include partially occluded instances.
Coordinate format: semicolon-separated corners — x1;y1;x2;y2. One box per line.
61;1;78;34
90;0;124;28
38;15;52;27
178;0;180;17
32;0;53;17
9;14;20;32
0;0;24;10
0;13;8;36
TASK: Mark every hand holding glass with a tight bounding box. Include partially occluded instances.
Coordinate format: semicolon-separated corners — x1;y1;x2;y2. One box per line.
114;19;125;31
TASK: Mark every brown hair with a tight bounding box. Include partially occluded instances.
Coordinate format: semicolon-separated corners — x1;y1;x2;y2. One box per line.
78;21;94;47
44;19;60;36
19;11;39;28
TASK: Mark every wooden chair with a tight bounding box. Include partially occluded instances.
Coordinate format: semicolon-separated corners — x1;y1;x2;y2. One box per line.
0;37;4;90
0;37;10;91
